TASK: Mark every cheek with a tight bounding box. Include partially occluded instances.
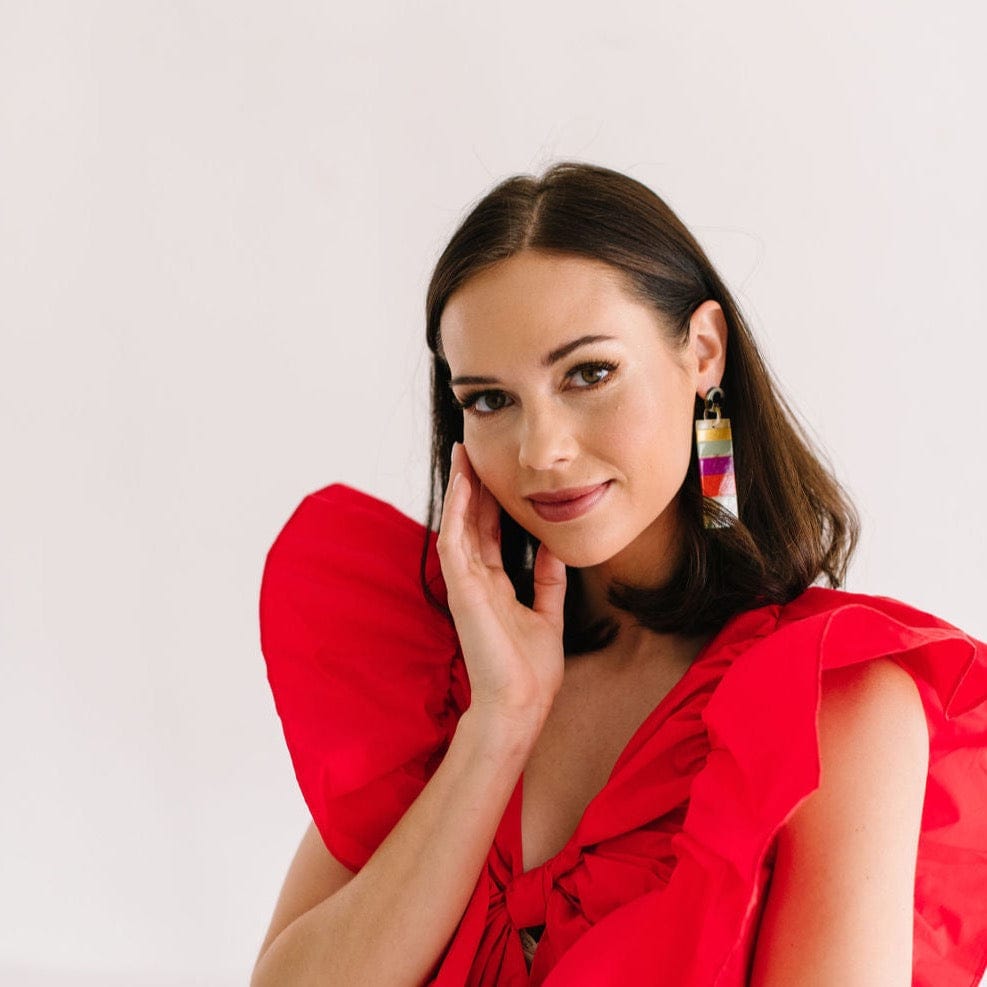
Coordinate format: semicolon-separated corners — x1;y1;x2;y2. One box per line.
463;429;508;491
593;386;694;473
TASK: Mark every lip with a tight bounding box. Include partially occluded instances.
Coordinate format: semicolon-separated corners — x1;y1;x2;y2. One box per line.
527;481;611;522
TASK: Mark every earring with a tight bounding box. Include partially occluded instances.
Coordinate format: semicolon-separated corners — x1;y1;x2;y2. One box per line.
695;386;739;528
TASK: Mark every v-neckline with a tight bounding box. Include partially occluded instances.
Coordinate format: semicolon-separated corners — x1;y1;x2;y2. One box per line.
514;614;737;877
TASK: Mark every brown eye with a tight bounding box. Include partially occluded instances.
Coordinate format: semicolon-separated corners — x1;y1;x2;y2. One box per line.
569;362;617;388
456;390;513;415
475;391;511;413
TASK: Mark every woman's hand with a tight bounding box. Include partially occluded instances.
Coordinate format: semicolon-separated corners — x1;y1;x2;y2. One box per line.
436;443;567;732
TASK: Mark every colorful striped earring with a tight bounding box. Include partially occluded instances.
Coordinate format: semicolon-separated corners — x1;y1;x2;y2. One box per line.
695;386;739;528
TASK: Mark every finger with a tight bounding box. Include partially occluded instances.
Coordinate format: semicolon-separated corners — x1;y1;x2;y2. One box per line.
437;446;473;576
438;443;462;530
457;444;482;536
456;444;500;562
475;481;504;570
531;541;567;626
453;444;491;567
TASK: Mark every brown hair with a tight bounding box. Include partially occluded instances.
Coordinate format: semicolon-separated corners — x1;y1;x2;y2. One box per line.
420;161;859;653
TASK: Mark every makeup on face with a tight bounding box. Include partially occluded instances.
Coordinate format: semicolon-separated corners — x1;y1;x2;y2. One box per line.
526;482;613;523
440;250;703;574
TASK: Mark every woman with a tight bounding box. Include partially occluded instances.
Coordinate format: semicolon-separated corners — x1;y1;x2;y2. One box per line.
252;163;987;986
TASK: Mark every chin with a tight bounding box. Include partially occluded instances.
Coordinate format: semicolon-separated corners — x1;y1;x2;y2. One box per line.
534;532;629;571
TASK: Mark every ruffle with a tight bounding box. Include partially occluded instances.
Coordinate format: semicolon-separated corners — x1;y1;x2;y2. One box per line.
259;484;987;985
537;588;987;987
437;605;783;987
258;483;468;872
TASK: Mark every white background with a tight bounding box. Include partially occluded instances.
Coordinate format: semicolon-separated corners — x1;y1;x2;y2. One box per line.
2;1;985;984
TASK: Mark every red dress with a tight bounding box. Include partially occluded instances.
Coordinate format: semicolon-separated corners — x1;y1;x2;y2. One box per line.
259;483;987;986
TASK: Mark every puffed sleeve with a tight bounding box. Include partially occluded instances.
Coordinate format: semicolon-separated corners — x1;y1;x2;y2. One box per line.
258;483;469;872
540;587;987;987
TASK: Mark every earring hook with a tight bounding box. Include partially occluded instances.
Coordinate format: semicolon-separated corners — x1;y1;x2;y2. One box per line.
703;386;725;422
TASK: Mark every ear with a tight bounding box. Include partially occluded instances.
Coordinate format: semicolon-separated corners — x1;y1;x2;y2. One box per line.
688;300;728;397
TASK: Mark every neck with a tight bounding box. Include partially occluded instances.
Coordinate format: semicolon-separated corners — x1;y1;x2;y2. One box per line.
572;567;713;670
577;496;687;631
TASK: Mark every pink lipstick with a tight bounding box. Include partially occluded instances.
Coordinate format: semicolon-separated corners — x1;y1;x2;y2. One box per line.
527;482;611;522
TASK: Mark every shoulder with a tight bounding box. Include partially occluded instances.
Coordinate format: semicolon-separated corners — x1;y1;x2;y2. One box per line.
258;484;464;871
764;584;983;721
260;481;456;673
819;651;928;741
263;483;435;572
701;586;987;985
774;584;969;649
260;482;448;630
808;657;929;842
749;658;929;985
763;587;934;825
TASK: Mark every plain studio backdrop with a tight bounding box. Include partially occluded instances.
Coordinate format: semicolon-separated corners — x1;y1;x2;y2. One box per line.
2;2;985;984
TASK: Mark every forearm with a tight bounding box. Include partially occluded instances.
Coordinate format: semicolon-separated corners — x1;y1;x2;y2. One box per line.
251;707;539;987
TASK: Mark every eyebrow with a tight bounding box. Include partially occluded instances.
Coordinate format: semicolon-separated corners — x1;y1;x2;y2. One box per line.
448;334;616;387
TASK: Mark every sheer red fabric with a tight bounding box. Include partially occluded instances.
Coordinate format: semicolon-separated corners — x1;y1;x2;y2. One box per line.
259;484;987;986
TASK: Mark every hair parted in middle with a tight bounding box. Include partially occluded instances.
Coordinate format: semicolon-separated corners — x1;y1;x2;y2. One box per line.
420;161;859;655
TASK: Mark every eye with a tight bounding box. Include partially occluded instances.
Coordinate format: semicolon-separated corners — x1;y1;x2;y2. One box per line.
455;390;513;416
452;361;617;415
568;361;617;388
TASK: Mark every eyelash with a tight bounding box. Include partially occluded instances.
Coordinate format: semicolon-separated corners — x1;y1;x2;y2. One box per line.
453;360;619;417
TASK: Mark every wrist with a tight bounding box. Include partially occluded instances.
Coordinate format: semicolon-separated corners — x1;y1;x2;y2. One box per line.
456;703;545;763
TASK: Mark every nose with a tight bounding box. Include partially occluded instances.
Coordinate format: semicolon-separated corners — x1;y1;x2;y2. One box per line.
517;407;578;471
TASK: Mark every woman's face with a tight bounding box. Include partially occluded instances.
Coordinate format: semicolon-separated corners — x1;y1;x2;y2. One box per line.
439;249;725;573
